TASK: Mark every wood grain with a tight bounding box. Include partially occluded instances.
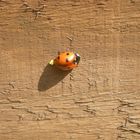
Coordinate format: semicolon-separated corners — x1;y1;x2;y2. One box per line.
0;0;139;139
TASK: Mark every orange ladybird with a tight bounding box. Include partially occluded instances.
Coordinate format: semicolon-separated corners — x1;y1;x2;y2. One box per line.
49;52;80;70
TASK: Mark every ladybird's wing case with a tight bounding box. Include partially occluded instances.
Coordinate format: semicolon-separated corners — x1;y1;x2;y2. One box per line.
67;54;75;62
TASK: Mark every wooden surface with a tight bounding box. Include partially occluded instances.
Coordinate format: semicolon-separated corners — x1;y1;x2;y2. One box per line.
0;0;140;139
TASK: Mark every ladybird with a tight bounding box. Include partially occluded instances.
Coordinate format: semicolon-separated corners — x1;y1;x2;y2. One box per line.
49;51;80;70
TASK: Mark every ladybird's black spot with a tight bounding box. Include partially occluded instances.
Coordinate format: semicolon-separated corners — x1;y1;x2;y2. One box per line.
57;56;60;59
66;53;69;55
66;58;69;62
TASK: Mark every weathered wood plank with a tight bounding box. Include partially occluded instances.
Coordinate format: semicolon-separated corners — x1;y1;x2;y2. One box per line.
0;0;139;139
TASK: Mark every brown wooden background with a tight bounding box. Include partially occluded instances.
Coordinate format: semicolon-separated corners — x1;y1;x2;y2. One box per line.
0;0;140;139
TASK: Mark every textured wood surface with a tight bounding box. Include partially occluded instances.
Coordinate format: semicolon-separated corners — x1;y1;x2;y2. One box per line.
0;0;140;139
